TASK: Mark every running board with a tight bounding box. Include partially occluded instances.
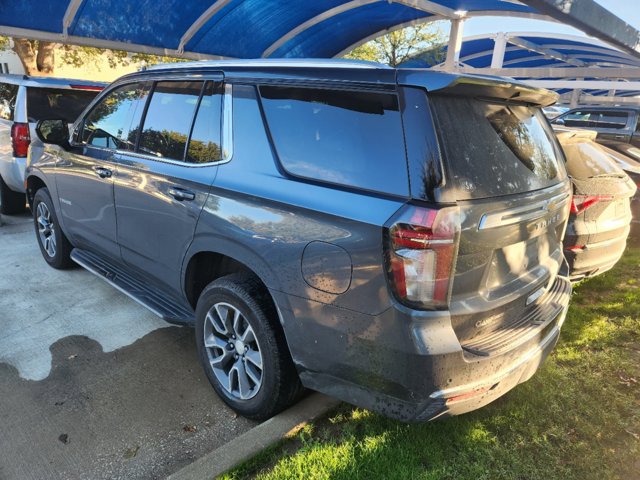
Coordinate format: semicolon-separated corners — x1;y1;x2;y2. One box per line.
71;248;195;324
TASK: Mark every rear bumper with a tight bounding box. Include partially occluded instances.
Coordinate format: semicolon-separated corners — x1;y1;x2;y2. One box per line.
274;276;571;422
427;313;563;419
564;227;629;280
0;156;27;193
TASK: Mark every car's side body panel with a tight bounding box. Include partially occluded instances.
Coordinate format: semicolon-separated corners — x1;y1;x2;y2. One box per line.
115;153;217;293
53;144;120;259
186;84;404;314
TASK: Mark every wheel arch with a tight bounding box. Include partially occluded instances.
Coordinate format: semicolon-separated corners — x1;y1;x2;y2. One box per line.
25;173;48;209
182;240;298;362
182;238;282;311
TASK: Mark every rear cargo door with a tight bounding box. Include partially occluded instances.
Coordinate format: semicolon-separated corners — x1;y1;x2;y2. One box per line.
429;95;571;344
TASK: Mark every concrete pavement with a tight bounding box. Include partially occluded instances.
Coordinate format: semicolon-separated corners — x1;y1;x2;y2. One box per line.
0;214;257;479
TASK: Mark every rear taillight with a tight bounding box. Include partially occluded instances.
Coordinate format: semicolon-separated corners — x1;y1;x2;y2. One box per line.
11;122;30;158
385;205;460;310
570;195;613;215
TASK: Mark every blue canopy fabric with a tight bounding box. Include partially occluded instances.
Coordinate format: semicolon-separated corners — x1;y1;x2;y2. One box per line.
401;33;640;98
0;0;576;59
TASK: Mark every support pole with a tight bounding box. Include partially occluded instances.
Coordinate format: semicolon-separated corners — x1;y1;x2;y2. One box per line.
444;18;465;71
570;81;583;108
491;32;508;69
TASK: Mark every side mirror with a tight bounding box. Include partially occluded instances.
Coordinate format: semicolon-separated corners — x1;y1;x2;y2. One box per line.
554;118;565;126
36;119;70;149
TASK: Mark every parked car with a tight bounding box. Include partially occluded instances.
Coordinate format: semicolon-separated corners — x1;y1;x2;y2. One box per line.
555;129;637;280
0;74;104;214
593;140;640;233
543;105;568;119
550;106;640;147
26;59;572;422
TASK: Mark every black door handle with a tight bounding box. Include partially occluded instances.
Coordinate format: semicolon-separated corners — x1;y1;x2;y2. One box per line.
169;187;196;201
94;166;112;179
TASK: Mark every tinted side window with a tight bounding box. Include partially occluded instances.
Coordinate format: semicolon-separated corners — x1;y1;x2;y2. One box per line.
560;110;593;128
81;82;149;150
565;111;590;121
0;82;18;121
138;81;203;161
27;87;99;123
401;87;443;202
593;111;629;130
259;86;408;195
187;81;223;164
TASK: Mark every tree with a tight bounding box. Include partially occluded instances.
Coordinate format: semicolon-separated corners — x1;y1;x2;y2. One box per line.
9;39;57;75
0;36;184;76
344;22;445;67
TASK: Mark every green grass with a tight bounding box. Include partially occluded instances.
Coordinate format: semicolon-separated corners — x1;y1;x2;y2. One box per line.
223;246;640;480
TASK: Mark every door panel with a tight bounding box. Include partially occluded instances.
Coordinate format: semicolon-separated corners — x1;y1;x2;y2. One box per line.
55;145;118;257
114;156;216;292
113;80;224;293
56;81;150;258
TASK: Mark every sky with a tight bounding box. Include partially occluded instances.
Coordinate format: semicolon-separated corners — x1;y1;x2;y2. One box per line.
461;0;640;39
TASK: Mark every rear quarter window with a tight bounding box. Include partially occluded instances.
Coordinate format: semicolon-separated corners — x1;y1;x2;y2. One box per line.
430;95;566;200
0;82;18;121
592;111;629;130
27;87;100;123
259;86;409;196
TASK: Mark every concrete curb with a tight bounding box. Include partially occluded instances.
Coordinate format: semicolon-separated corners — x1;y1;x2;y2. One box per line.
167;393;341;480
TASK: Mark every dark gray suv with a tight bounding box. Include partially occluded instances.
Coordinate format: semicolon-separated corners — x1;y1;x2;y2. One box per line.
26;59;572;422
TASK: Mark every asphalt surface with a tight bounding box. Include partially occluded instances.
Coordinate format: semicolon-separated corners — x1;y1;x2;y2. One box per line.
0;212;257;479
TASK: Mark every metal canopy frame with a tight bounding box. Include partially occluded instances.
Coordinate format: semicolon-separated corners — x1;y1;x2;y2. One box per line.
0;0;638;63
416;31;640;106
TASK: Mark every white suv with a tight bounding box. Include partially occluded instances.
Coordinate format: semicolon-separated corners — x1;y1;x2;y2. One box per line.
0;74;104;214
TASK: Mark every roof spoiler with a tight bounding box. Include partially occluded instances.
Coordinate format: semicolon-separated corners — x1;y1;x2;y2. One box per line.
397;70;559;107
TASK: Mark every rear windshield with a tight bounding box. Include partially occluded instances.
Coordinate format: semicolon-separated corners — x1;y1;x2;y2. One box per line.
259;86;409;196
431;95;566;200
0;82;18;121
559;138;625;180
27;87;100;123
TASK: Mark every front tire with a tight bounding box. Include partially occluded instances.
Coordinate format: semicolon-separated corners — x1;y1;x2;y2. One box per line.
33;188;74;269
0;175;26;215
195;273;302;420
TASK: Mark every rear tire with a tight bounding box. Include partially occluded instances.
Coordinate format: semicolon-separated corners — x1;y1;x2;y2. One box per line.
0;175;26;215
195;273;302;421
33;188;74;269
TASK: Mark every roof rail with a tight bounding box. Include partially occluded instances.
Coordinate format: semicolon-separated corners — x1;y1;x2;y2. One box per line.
144;58;392;71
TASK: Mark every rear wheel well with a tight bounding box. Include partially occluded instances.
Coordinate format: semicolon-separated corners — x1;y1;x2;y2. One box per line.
26;176;46;208
185;252;270;310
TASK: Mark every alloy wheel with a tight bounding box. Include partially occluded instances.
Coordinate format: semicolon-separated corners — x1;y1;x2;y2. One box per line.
203;302;264;400
37;202;57;258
